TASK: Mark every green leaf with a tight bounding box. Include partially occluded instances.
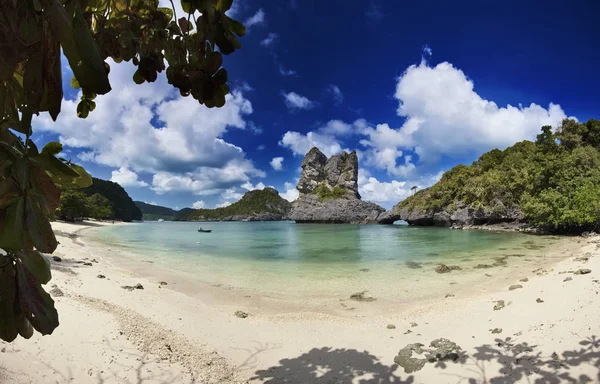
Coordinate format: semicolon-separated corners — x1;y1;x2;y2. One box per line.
213;67;228;84
178;17;193;33
0;178;22;209
30;165;61;212
39;21;63;121
41;142;62;156
44;0;111;95
17;315;34;339
70;163;93;188
0;260;18;343
0;142;22;159
158;7;174;21
76;99;90;118
213;93;226;108
24;52;44;111
16;261;59;336
0;82;7;120
70;76;81;89
27;141;39;156
132;70;145;85
31;154;80;181
25;195;57;253
15;109;33;136
0;197;25;251
206;52;222;74
11;157;29;187
216;0;234;12
228;17;246;37
18;1;42;46
17;250;51;285
181;0;194;13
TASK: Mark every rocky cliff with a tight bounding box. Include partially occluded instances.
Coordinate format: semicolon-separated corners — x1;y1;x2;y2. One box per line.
377;188;524;227
289;147;384;224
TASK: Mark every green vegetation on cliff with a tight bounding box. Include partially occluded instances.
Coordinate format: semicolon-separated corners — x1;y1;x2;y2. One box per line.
55;178;141;222
399;119;600;232
56;191;114;222
312;183;348;200
134;201;177;221
82;178;142;222
178;188;291;221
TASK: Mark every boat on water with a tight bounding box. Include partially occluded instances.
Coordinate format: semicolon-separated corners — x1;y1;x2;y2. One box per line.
157;219;164;222
198;227;212;233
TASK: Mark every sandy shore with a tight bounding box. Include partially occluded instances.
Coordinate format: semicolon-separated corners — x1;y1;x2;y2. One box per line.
1;221;600;383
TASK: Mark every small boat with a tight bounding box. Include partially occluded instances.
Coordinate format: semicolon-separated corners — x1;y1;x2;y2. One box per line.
198;227;212;233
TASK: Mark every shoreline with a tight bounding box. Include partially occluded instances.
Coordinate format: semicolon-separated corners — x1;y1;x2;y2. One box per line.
80;222;578;319
1;221;600;383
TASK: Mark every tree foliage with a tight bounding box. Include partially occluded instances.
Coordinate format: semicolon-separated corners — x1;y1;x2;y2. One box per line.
134;201;177;221
312;182;349;201
87;193;114;220
399;118;600;233
177;188;292;221
82;178;141;221
55;188;91;222
0;0;245;342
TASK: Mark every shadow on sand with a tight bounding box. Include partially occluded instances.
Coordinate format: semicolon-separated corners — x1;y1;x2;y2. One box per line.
251;336;600;384
251;347;412;384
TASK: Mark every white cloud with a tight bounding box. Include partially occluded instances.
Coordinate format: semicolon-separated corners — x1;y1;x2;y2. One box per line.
319;119;366;136
248;121;263;135
327;85;344;105
279;119;366;157
216;201;233;208
261;33;278;47
358;169;442;207
192;200;206;209
270;157;284;171
279;131;342;157
422;45;432;57
150;160;264;195
366;1;383;23
245;9;265;29
221;188;244;201
392;60;569;161
280;182;299;202
34;59;263;196
110;167;149;187
226;1;239;17
257;145;265;150
281;59;569;179
279;65;297;77
157;0;239;27
282;91;314;111
240;82;254;92
241;181;267;191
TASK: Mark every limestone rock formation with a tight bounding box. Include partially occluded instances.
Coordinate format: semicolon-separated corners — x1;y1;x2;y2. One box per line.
377;189;524;227
289;147;384;224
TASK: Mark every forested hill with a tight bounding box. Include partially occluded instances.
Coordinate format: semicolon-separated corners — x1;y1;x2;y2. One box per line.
381;119;600;233
82;178;142;222
134;201;177;220
177;187;292;221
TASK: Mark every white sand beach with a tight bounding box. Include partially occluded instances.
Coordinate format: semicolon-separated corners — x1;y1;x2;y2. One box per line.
1;221;600;383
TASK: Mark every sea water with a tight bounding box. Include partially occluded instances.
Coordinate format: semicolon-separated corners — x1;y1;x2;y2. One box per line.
86;221;573;308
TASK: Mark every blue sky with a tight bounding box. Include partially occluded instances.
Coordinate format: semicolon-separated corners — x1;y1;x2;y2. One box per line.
32;0;600;210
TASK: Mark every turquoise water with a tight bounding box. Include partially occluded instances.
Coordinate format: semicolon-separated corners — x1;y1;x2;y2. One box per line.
88;221;541;263
86;221;569;302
